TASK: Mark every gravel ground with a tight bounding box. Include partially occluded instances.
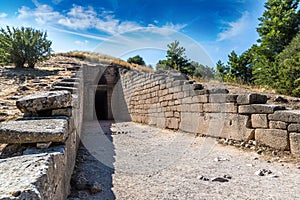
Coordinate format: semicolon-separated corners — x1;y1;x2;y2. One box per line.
68;121;300;200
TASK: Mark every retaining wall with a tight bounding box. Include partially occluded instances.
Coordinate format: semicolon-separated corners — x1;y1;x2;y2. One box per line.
0;65;83;199
118;68;300;157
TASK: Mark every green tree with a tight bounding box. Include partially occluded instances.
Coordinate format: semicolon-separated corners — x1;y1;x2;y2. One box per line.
257;0;299;60
191;61;215;80
215;60;228;81
127;55;146;65
0;26;52;68
276;31;300;96
157;40;193;75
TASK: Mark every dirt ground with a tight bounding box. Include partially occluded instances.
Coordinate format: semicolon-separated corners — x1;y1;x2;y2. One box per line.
68;121;300;200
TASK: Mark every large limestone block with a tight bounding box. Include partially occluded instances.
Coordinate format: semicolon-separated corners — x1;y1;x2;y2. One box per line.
180;112;203;133
290;133;300;157
203;103;237;113
251;114;268;128
166;118;180;130
209;94;238;103
255;129;289;150
269;110;300;123
237;93;268;105
16;90;71;113
0;118;69;143
288;124;300;132
201;113;254;141
238;104;285;114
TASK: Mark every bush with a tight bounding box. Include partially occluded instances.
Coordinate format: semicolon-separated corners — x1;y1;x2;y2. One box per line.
0;26;52;68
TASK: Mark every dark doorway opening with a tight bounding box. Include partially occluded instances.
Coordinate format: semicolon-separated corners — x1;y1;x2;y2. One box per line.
95;90;108;120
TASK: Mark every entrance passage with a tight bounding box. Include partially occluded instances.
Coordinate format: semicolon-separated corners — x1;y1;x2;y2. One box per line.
95;90;108;120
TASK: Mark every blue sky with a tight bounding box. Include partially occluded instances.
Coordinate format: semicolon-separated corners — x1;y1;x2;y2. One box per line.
0;0;265;67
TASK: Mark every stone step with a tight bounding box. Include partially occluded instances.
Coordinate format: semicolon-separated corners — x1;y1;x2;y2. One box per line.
0;118;68;144
61;78;80;82
53;81;79;88
51;86;78;94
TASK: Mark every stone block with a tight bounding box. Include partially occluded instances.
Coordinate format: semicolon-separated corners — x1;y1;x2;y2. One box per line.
166;118;180;129
165;111;174;118
16;90;71;113
269;121;287;130
207;88;229;94
203;103;237;113
0;118;69;143
269;110;300;123
238;104;285;114
52;107;73;117
237;93;268;105
156;117;166;129
251;114;268;128
288;124;300;132
290;133;300;157
192;95;209;103
198;113;254;141
180;112;203;133
182;97;193;104
190;103;203;113
209;94;238;103
255;129;289;150
181;104;190;112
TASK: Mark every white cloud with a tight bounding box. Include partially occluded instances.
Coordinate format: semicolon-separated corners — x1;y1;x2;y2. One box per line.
0;13;7;18
16;3;185;35
18;4;62;24
217;11;250;41
162;22;187;31
75;40;89;45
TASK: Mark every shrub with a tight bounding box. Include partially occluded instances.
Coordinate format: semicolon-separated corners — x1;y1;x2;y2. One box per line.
0;26;52;68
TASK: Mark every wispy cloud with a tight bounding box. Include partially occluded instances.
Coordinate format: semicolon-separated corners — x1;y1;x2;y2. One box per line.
162;22;187;31
217;11;250;41
16;3;185;35
0;13;8;18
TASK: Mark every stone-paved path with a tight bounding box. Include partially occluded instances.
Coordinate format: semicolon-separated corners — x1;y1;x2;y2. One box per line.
68;121;300;200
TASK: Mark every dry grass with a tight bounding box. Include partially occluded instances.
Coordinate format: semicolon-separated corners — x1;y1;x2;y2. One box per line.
60;51;154;73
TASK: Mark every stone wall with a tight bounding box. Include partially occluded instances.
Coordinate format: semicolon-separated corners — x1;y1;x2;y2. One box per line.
118;68;300;157
0;65;83;199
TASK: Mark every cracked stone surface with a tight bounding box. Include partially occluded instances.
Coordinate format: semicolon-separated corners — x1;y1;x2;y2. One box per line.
68;121;300;200
0;118;68;143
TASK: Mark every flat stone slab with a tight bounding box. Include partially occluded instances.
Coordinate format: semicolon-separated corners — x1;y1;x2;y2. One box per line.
268;110;300;123
237;93;268;105
238;104;285;114
0;118;68;143
16;90;71;113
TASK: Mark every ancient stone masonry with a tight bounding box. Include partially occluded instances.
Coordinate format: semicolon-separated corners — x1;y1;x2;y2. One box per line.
0;64;83;199
118;68;300;157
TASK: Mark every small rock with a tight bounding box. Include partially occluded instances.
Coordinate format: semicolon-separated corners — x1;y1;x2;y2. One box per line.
18;86;30;91
75;175;89;190
274;96;288;103
77;191;89;199
89;181;102;194
214;157;229;162
256;149;263;155
255;169;272;176
223;175;232;179
212;177;229;183
197;175;210;181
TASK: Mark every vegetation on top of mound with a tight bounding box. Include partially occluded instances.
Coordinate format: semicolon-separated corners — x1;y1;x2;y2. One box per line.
0;26;52;68
62;51;154;73
156;40;215;80
216;0;300;97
